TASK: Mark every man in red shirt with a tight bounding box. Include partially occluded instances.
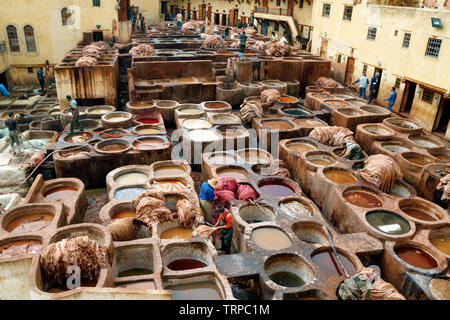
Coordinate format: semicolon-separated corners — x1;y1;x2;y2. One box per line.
214;204;233;254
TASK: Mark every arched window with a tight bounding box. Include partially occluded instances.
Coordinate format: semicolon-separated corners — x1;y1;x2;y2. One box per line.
6;25;20;52
62;7;73;25
23;25;37;52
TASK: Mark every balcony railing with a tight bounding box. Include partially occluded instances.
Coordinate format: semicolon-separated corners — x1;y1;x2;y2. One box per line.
0;41;6;53
254;6;293;16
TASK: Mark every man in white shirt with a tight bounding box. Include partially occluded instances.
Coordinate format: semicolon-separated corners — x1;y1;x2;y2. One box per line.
352;73;370;100
176;12;183;31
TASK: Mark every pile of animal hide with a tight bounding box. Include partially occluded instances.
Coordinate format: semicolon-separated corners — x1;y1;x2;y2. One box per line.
267;160;291;178
177;199;200;228
201;35;226;50
133;190;174;226
82;45;102;59
239;101;263;124
261;89;281;105
308;126;354;147
216;176;239;193
229;41;240;49
244;27;257;36
204;25;214;35
40;236;107;285
182;21;200;33
104;218;138;242
436;174;450;201
91;41;108;50
264;41;291;57
357;154;403;193
75;56;97;67
249;41;267;51
236;184;258;202
129;44;155;57
315;76;338;88
215;190;236;206
192;225;217;238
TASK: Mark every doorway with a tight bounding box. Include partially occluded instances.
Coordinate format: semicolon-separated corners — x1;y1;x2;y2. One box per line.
214;13;220;25
433;98;449;135
221;14;227;26
371;67;383;101
344;57;354;85
260;20;269;36
0;72;8;91
320;39;328;59
401;80;416;114
93;31;103;42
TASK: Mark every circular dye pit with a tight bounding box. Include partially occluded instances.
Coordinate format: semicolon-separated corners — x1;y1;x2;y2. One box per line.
403;153;436;166
182;119;212;129
366;211;411;235
156;100;177;108
360;106;385;114
261;120;294;131
151;180;187;193
311;249;356;276
346;99;367;107
216;167;248;180
117;268;153;277
167;282;223;300
363;125;393;136
137;118;159;125
212;114;240;125
287;142;317;153
130;103;153;108
382;143;410;153
204;102;229;109
105;115;129;122
324;169;357;185
160;227;193;239
133;137;167;150
239;150;270;164
279;96;299;103
251;227;292;250
399;199;442;222
259;181;295;197
293;118;326;127
114;187;145;200
64;133;93;143
430;235;450;256
409;136;440;148
87;107;114;114
0;240;42;259
394;245;438;269
57;147;90;158
135;125;162;135
306;153;335;166
280;200;312;218
6;214;53;234
324;100;350;107
178;108;203;115
207;154;236;165
115;172;148;185
337;108;364;116
386;118;420;130
343;188;383;208
154;165;186;176
112;210;136;219
167;259;206;271
292;223;328;244
270;272;305;287
239;204;275;223
388;181;412;198
44;186;78;199
188;129;218;142
98;141;129;152
282;108;310;116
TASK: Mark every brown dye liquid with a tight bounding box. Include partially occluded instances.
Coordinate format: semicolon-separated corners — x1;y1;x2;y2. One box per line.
344;190;383;208
269;271;305;287
324;170;357;185
118;281;156;290
112;210;136;219
287;143;316;153
205;102;228;109
44;186;78;199
280;96;297;103
167;259;206;270
100;143;127;152
430;236;450;255
262;121;293;130
435;154;450;162
252;228;292;250
217;168;248;180
0;240;42;259
118;268;153;277
394;246;438;269
154;166;186;176
167;282;223;300
308;158;333;166
406;157;435;166
160;227;192;239
401;208;437;221
7;214;53;234
311;249;356;276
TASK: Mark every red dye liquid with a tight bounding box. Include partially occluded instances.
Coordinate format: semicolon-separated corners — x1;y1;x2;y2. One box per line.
43;186;78;199
167;259;206;271
344;190;383;208
394;246;438;269
138;118;159;124
259;182;294;197
311;249;356;276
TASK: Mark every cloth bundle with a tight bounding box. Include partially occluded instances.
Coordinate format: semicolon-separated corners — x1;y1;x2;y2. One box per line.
244;27;257;36
129;44;155;57
204;25;214;35
261;89;281;105
133;190;174;226
308;126;355;147
236;184;258;202
200;35;226;50
216;176;239;193
215;190;236;206
182;21;200;34
357;154;403;193
437;174;450;201
40;236;107;285
264;41;291;57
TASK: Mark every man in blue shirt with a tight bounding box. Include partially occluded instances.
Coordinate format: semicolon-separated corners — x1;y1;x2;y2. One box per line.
352;73;369;100
37;67;45;92
384;87;397;111
239;31;247;50
199;178;218;223
367;72;380;104
66;95;83;134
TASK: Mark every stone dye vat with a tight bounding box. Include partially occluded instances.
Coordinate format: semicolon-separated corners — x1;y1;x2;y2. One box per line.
365;211;411;236
106;165;151;193
251;227;292;251
311;248;357;276
342;187;383;208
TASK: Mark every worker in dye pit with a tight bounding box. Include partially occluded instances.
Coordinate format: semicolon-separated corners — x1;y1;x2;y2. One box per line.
235;51;246;61
140;16;146;33
66;95;83;134
36;67;45;93
367;72;380;104
384;87;397;111
280;34;288;45
351;73;369;100
176;11;183;31
239;31;247;50
5;112;22;155
271;32;278;41
342;140;362;160
199;177;218;223
224;27;232;39
214;204;233;254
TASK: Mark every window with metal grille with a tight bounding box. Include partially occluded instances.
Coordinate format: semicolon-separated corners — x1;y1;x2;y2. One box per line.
24;25;37;52
62;7;73;25
276;0;281;6
299;0;304;8
362;64;368;75
343;6;352;20
367;27;377;40
402;32;411;48
425;38;441;57
422;89;434;104
322;4;330;17
395;78;401;88
274;22;279;31
27;67;33;73
92;0;101;7
6;25;20;52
